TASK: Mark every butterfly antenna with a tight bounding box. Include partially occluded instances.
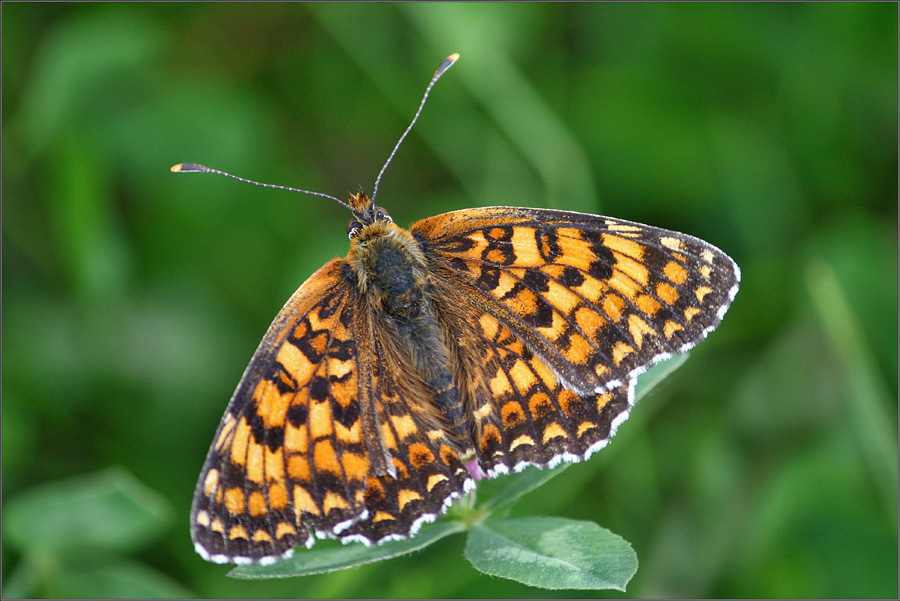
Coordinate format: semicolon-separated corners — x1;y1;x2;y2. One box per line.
371;53;459;203
170;163;353;212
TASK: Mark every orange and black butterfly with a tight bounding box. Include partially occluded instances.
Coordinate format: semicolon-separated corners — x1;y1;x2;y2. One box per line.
175;54;740;566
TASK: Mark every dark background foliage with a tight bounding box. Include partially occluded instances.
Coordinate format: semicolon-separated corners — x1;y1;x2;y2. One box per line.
3;3;897;598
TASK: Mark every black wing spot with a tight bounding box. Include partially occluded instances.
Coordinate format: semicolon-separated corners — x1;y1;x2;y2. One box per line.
482;226;516;265
246;403;285;451
308;376;329;402
523;269;551;293
560;266;585;288
587;239;615;280
272;362;299;394
477;266;502;290
331;398;360;430
292;324;328;363
287;403;308;428
536;228;562;262
318;290;345;319
437;236;476;253
328;339;355;362
521;298;554;328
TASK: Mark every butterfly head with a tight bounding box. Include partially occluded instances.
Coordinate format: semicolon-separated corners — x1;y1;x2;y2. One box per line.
346;191;393;239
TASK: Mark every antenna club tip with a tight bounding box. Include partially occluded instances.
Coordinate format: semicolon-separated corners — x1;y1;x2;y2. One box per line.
447;53;460;62
171;163;208;173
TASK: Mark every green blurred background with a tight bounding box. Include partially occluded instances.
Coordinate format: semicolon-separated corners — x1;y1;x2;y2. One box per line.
3;3;897;598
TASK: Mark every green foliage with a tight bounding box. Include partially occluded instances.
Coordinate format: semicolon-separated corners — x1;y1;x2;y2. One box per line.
3;468;193;598
6;467;171;555
465;517;636;591
3;3;897;598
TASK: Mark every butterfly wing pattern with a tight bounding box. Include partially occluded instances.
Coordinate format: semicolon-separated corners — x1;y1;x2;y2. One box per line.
190;200;740;566
413;207;740;476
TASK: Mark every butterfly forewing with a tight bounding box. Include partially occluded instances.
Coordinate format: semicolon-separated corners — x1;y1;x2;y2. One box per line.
191;260;368;564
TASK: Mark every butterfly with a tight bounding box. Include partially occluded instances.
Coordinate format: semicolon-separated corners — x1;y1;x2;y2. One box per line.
176;54;740;566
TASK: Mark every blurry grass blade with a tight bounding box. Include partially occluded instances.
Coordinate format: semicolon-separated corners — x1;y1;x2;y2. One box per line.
403;2;599;212
4;466;173;554
310;3;598;213
806;259;899;527
1;554;41;599
464;517;638;590
17;10;163;157
634;353;689;400
230;520;466;579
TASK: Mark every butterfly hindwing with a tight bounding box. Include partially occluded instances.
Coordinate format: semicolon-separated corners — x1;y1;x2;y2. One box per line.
437;305;635;476
336;319;474;544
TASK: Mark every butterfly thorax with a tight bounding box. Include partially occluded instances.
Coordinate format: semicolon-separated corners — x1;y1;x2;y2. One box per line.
349;220;428;320
347;209;472;447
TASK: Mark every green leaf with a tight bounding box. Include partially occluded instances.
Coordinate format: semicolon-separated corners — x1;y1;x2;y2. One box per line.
464;516;638;590
230;519;467;579
4;466;172;554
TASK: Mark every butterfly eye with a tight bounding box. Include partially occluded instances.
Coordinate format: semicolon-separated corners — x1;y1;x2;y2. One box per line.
346;218;363;239
374;207;393;223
